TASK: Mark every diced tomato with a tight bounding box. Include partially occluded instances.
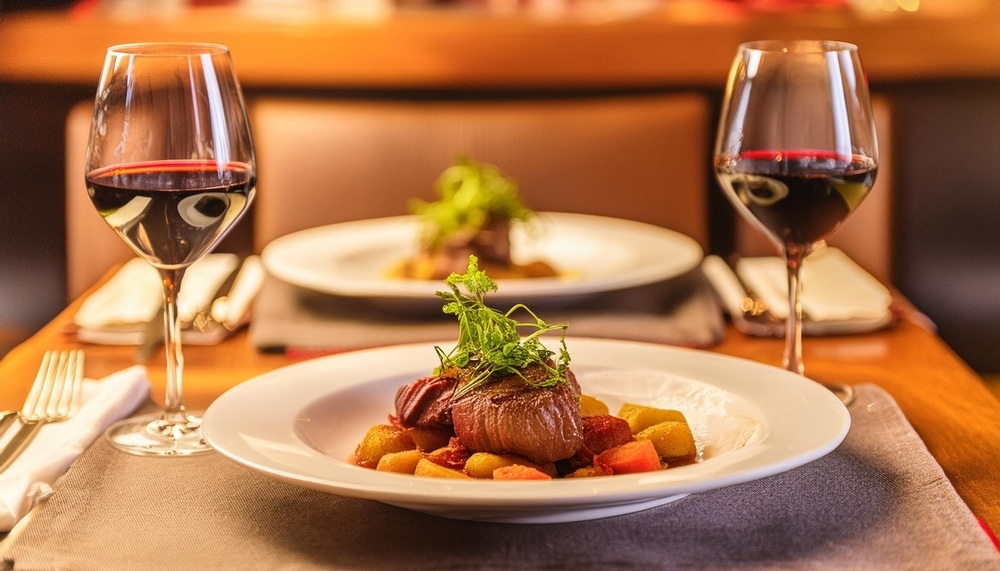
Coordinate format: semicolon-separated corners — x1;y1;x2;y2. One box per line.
425;437;470;470
594;439;661;475
582;415;634;454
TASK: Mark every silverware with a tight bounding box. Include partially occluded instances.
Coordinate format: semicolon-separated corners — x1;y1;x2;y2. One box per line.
725;255;783;326
702;255;784;337
0;350;84;472
727;255;773;320
135;260;243;362
188;260;243;332
0;410;18;434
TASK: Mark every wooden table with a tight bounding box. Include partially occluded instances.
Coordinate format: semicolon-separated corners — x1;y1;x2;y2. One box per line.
1;286;998;537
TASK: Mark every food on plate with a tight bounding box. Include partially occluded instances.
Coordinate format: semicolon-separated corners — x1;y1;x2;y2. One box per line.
386;157;558;280
353;257;699;479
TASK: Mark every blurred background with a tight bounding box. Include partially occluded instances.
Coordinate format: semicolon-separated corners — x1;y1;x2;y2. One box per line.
1;0;998;387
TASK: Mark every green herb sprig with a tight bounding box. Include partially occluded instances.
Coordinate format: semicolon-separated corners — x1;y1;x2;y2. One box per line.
410;157;536;251
434;256;570;398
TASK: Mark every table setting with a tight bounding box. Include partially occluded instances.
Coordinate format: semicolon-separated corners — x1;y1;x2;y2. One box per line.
2;383;997;570
250;212;724;356
0;39;998;570
702;246;896;338
71;254;264;351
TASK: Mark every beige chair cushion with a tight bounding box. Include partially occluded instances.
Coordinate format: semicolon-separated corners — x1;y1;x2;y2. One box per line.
249;94;711;253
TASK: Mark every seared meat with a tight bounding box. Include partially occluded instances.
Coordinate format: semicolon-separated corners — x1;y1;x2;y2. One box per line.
450;364;583;464
394;374;457;431
393;363;584;464
422;217;512;279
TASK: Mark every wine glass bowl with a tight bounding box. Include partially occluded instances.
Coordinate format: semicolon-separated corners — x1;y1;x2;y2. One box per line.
714;40;879;403
85;43;255;455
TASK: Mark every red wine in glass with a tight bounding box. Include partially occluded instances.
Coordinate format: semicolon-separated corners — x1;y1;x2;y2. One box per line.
715;150;878;248
86;160;254;267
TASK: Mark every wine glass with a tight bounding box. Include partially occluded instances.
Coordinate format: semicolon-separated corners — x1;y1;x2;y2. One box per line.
85;43;256;455
714;40;879;404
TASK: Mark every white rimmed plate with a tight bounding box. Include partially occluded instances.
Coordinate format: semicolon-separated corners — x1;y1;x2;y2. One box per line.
202;338;850;524
259;213;703;307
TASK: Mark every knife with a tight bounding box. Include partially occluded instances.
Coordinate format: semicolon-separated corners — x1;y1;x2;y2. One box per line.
0;411;18;435
701;255;784;338
134;260;243;362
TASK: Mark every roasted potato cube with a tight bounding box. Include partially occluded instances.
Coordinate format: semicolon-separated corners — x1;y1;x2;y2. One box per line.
617;403;688;434
406;427;452;452
635;420;697;461
413;458;471;479
563;465;613;478
579;394;610;417
355;424;416;468
465;452;557;479
375;449;425;474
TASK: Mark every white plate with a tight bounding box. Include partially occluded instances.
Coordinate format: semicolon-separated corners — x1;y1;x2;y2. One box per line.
202;338;850;524
260;213;703;307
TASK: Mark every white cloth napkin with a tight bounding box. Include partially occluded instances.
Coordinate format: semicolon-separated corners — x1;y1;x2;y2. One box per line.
0;365;150;531
736;246;893;322
74;255;264;346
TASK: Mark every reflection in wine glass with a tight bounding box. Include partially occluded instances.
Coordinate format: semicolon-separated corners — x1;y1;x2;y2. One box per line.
85;43;255;455
714;40;879;404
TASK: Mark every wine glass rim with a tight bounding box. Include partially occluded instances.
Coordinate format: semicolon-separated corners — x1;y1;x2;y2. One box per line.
107;42;230;57
740;40;858;54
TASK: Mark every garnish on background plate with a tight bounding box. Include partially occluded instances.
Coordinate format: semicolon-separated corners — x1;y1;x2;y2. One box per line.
412;156;535;252
387;157;558;280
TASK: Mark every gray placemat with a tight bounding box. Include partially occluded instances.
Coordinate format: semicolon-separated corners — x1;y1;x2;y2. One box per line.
3;384;997;570
249;268;725;354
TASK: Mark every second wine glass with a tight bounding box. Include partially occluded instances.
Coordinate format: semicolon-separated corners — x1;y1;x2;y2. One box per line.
85;43;256;455
714;40;879;404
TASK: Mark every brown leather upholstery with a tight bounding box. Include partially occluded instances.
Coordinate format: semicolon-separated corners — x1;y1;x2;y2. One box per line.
249;94;711;253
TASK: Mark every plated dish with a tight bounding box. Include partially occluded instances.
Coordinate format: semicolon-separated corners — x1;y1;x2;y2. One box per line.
259;212;703;307
202;338;850;524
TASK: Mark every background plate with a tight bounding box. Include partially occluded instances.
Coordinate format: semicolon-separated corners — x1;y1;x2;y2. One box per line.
260;213;703;307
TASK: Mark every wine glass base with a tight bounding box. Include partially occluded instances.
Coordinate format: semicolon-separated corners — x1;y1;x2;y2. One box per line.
822;382;855;406
105;412;214;456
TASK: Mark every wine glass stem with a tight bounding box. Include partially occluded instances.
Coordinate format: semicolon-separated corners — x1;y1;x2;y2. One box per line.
782;246;811;375
160;267;188;423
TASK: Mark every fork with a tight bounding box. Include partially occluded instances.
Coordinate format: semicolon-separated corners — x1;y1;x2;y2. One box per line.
0;350;84;472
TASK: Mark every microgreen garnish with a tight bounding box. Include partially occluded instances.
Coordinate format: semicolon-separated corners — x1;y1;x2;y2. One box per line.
410;157;536;251
434;256;570;398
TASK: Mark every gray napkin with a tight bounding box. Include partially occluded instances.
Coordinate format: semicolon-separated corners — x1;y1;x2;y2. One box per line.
3;385;997;570
250;268;726;354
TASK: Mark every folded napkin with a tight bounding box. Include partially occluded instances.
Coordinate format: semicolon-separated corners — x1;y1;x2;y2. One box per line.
74;255;264;346
0;366;149;531
250;268;725;354
737;246;893;323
